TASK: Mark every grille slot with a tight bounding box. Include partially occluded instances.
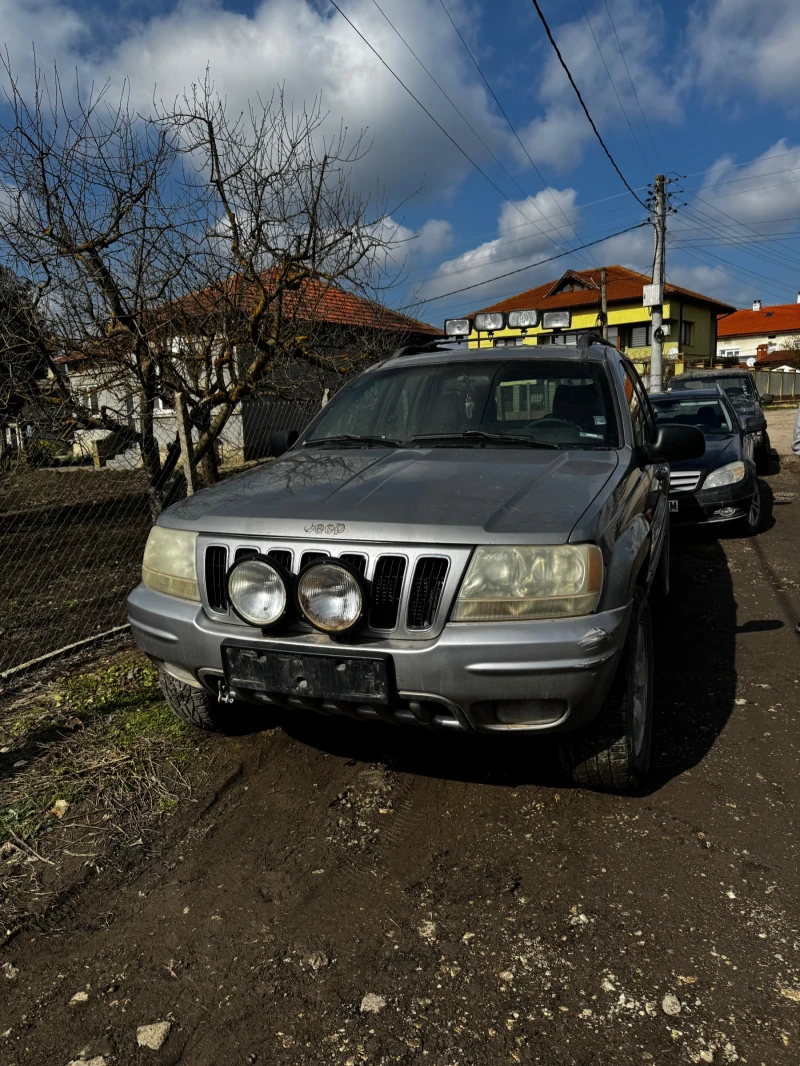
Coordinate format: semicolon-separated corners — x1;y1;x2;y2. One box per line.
407;557;449;630
339;553;368;577
670;470;702;493
369;556;407;630
205;546;229;612
267;548;293;571
235;547;259;562
301;550;329;570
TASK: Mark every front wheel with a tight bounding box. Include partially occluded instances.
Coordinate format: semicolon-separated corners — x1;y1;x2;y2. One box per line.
736;479;762;537
558;587;653;792
159;668;227;731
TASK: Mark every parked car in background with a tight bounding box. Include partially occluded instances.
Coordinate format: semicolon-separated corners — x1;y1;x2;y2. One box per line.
651;388;762;535
665;368;770;472
128;336;703;793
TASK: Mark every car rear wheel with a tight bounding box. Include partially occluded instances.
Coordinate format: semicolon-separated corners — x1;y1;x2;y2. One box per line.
558;586;653;793
159;668;227;731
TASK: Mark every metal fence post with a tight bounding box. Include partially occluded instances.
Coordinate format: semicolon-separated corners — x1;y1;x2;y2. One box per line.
175;392;195;495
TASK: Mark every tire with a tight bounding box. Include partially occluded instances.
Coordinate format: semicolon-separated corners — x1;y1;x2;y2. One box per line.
755;434;771;475
736;479;763;537
159;668;226;731
559;586;654;793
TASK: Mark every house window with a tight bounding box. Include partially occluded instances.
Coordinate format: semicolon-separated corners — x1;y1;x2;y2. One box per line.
629;325;651;348
680;321;693;346
719;347;740;361
606;325;619;347
80;387;100;414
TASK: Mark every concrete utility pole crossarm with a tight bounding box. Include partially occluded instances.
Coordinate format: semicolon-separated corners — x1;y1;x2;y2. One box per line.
649;174;666;393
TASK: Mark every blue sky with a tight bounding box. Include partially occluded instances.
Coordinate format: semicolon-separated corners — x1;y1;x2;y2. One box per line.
4;0;800;325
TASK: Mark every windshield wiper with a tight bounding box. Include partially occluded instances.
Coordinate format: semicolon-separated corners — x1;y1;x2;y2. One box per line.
303;433;404;448
412;430;560;449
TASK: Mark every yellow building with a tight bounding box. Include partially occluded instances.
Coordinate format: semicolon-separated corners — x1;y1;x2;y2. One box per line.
465;265;735;376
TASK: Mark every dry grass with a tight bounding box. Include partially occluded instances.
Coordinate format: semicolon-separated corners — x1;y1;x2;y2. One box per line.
0;647;209;934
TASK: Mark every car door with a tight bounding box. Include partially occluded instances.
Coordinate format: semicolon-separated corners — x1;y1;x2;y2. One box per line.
619;359;668;589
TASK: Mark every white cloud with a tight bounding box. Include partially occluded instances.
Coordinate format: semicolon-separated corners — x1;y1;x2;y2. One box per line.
687;0;800;105
516;0;681;171
1;0;512;205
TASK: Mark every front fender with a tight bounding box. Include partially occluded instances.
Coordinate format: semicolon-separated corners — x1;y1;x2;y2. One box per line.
602;513;651;608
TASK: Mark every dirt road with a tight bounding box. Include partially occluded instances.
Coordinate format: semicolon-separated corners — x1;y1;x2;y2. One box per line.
2;452;799;1065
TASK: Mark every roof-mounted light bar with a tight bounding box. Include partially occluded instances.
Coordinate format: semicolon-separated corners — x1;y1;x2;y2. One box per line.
507;309;540;330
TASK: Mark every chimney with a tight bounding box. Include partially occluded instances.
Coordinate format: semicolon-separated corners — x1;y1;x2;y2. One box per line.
753;299;762;311
796;291;800;304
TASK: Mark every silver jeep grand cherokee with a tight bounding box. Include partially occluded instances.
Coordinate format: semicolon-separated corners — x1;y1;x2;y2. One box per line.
128;337;703;792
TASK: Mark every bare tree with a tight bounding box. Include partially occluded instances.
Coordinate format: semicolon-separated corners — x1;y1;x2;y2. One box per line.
159;77;415;480
0;63;417;514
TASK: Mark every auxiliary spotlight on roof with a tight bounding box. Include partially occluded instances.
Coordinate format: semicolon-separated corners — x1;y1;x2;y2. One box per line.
473;312;505;333
541;310;572;330
507;309;540;330
444;318;471;338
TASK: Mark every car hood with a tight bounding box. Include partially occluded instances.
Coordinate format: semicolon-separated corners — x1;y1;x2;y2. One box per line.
670;434;740;472
161;446;620;545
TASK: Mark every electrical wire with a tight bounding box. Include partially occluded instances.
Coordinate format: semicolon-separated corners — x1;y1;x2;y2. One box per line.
601;0;664;171
368;0;593;267
528;0;647;207
326;0;599;263
577;0;653;175
436;0;598;266
405;221;648;307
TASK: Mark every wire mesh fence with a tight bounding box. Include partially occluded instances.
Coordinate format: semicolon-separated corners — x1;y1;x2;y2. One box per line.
0;395;318;677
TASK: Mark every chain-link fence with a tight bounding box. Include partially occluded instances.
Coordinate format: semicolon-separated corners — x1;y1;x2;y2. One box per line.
0;396;317;677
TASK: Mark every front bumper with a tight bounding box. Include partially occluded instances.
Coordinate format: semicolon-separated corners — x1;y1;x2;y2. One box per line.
669;482;755;526
127;584;632;735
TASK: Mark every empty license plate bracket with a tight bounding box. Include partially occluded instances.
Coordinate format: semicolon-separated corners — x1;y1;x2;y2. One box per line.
224;645;390;704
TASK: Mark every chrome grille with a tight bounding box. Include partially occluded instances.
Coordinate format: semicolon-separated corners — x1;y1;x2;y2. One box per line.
198;536;472;640
670;470;702;493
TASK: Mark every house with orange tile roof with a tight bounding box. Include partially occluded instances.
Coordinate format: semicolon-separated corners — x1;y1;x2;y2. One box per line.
716;297;800;364
464;264;734;374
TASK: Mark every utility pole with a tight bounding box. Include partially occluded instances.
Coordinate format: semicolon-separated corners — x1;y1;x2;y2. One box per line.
649;174;666;392
600;266;608;340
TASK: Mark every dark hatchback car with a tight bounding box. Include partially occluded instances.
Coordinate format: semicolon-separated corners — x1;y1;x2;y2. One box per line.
651;389;762;535
665;369;770;472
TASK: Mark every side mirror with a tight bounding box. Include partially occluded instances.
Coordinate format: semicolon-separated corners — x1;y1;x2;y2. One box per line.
270;429;299;457
759;392;774;405
640;424;705;463
743;414;766;434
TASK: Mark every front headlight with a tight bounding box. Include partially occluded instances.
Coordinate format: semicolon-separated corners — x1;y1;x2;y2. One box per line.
703;461;745;490
142;526;200;601
452;544;603;621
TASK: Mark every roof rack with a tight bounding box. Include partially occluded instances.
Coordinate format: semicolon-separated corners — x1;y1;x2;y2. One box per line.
388;339;467;359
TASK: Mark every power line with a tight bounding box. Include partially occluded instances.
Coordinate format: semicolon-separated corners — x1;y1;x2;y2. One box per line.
326;0;596;263
577;0;653;174
678;201;800;273
601;0;664;171
436;0;597;266
367;0;591;266
528;0;647;207
406;222;648;307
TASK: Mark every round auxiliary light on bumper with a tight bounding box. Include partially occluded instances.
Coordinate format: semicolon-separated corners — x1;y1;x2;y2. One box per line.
296;561;365;636
227;554;293;630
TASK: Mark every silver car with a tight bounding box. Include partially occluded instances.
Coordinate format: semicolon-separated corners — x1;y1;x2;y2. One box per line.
128;339;702;792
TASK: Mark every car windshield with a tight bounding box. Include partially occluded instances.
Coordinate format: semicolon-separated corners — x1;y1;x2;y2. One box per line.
652;396;735;436
302;358;621;449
